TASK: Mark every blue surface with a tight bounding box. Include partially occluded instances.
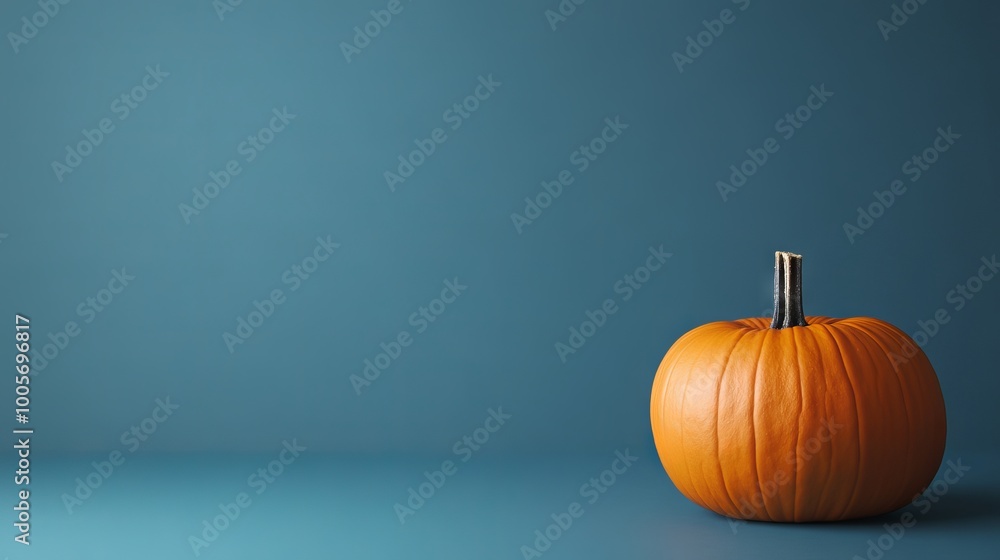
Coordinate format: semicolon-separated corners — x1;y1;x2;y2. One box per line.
1;0;998;557
8;450;1000;559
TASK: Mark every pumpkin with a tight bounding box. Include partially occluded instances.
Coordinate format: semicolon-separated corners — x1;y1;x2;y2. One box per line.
649;251;946;522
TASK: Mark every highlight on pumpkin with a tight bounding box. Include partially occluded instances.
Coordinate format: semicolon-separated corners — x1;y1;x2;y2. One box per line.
649;251;947;522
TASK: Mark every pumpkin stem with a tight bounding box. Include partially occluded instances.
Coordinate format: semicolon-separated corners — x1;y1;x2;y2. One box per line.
770;251;808;329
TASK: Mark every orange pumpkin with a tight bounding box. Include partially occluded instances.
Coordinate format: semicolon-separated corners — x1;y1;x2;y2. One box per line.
650;251;946;522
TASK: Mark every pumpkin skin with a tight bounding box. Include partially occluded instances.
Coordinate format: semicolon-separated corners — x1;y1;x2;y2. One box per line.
650;253;946;522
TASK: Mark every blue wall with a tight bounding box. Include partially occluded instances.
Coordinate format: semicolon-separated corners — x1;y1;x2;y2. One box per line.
2;0;997;458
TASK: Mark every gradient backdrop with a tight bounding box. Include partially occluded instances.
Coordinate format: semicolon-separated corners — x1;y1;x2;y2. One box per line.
2;0;998;558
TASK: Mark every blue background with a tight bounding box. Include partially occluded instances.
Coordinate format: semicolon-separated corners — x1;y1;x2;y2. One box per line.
1;0;998;558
